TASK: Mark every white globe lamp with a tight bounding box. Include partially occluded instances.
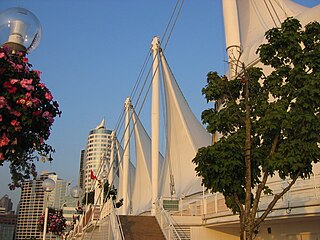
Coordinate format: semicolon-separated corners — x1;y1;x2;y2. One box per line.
0;7;42;53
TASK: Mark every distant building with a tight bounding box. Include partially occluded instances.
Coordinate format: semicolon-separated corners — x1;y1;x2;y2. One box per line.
83;119;116;193
0;195;13;214
0;213;17;240
15;172;68;240
79;149;85;190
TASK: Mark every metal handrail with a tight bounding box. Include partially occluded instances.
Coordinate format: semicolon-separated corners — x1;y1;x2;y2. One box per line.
155;200;185;240
109;200;125;240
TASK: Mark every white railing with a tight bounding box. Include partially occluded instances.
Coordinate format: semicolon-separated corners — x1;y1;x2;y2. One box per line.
108;200;125;240
67;200;124;240
155;200;189;240
162;172;320;219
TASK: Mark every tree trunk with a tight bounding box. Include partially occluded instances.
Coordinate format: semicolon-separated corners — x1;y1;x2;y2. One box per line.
244;74;253;240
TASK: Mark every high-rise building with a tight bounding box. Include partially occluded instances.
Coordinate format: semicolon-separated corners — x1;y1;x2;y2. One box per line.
0;195;13;214
79;149;85;190
0;212;17;240
83;119;115;193
15;172;68;240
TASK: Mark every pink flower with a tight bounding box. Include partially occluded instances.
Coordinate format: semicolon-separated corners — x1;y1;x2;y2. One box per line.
11;63;23;71
32;110;42;116
11;111;21;117
0;134;10;147
33;70;42;77
11;119;20;127
45;92;53;101
26;100;33;107
37;83;46;88
0;52;5;59
20;78;34;91
0;96;7;108
42;111;51;118
8;86;17;94
3;81;17;93
43;111;54;123
0;153;4;161
31;98;41;106
17;98;26;105
22;57;28;63
0;115;2;122
10;79;19;84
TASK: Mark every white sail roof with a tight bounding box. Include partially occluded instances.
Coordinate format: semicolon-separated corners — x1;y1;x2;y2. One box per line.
131;110;164;214
237;0;320;66
159;52;212;198
117;140;135;211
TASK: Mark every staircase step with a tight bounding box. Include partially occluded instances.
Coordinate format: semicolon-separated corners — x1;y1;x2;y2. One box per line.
119;215;165;240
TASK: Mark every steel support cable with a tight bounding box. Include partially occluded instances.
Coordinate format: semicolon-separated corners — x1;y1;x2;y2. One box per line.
264;0;279;27
84;1;185;238
162;0;185;51
106;0;186;208
268;0;282;25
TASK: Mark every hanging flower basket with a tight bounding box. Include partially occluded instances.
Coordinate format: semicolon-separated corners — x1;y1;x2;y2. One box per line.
38;208;67;236
0;46;61;189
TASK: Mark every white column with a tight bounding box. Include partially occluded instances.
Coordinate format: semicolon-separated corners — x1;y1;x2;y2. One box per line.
108;131;116;185
122;97;132;214
42;206;49;240
222;0;241;79
151;36;160;215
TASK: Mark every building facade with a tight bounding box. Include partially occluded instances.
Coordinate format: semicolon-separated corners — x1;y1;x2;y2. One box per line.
15;172;68;240
0;195;13;214
83;119;115;193
0;213;17;240
79;149;85;190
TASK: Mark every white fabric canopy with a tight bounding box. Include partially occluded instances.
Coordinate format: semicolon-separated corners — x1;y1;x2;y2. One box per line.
237;0;310;66
131;110;164;214
117;140;135;212
159;53;212;198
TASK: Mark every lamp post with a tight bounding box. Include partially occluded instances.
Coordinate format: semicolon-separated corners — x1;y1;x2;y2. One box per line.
0;7;42;53
70;186;83;199
42;178;55;240
70;185;84;215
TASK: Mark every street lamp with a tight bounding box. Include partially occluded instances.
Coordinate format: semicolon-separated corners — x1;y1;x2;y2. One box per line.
42;178;55;240
70;186;83;199
0;7;42;53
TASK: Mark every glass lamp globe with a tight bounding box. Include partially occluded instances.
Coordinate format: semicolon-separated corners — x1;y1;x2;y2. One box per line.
70;186;83;199
42;178;55;192
0;7;42;53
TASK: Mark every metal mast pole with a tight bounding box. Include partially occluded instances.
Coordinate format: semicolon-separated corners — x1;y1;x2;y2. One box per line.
109;131;116;185
222;0;241;79
151;36;160;216
122;97;132;214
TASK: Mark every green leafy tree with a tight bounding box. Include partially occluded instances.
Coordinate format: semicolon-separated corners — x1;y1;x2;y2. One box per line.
193;18;320;240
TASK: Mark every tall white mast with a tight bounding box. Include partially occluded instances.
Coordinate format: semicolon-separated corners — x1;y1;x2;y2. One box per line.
108;131;116;185
151;36;160;215
222;0;241;79
122;97;132;214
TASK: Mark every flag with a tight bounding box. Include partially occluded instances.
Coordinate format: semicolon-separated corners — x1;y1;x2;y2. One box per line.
90;169;97;180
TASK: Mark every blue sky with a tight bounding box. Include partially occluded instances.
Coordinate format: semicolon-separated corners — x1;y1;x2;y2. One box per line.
1;0;319;210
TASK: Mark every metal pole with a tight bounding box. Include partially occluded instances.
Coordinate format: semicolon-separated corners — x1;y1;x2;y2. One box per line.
151;36;160;216
43;207;49;240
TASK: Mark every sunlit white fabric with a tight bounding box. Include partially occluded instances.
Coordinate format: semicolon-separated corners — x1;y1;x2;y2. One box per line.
237;0;309;66
131;111;164;214
159;53;212;198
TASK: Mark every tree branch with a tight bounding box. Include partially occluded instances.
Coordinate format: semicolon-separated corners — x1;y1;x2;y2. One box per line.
251;171;268;221
254;171;301;228
251;134;279;221
234;192;244;215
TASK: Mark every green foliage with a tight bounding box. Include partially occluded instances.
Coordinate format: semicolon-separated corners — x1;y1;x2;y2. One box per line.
82;181;123;208
193;18;320;215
